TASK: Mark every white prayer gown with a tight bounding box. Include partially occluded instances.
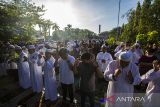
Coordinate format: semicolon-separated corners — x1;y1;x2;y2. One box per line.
104;60;141;107
141;69;160;107
29;52;43;93
17;52;31;89
43;57;57;101
96;52;113;73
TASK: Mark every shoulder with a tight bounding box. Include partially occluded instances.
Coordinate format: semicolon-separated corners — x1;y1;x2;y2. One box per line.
106;52;112;56
98;52;103;54
108;60;117;67
68;55;75;60
110;60;117;64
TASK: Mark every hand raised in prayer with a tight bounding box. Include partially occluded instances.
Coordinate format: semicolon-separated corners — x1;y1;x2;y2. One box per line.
126;71;134;84
23;56;28;62
114;69;121;77
101;59;106;63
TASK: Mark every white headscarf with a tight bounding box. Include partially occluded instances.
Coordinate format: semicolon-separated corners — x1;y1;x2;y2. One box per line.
28;45;35;49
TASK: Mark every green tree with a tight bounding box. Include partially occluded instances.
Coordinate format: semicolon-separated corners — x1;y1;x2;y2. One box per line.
147;30;160;44
133;1;141;35
52;23;60;31
0;0;45;43
136;34;148;47
150;0;160;32
139;0;152;34
106;37;115;45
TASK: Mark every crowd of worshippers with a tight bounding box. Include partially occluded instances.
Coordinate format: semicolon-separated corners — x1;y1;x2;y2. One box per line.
0;40;160;107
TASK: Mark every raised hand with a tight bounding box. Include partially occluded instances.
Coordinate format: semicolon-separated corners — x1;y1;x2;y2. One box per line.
114;69;121;77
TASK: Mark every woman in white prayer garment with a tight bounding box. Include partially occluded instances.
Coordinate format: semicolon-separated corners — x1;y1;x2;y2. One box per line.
104;51;141;107
16;46;31;89
28;45;44;93
43;49;57;102
141;60;160;107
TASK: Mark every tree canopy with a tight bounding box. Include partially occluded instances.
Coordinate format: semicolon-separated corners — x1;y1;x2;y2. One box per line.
0;0;97;43
107;0;160;47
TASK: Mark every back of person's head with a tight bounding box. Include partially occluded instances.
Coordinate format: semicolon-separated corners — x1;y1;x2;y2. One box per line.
153;60;160;64
147;48;155;55
59;48;68;55
81;53;91;60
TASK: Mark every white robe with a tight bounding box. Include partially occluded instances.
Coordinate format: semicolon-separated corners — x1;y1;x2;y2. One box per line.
104;60;141;107
29;52;43;93
141;69;160;107
17;52;31;89
43;57;57;101
114;45;121;53
114;50;122;59
96;52;113;73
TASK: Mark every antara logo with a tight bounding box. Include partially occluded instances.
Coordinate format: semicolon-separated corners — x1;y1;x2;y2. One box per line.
116;97;145;102
99;96;145;103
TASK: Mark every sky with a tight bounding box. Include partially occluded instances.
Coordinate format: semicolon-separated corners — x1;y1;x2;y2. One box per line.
32;0;144;33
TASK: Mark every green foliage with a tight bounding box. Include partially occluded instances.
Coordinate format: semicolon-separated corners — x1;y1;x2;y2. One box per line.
139;0;152;34
147;31;159;43
0;0;96;43
133;1;141;35
52;27;96;41
0;0;45;43
136;30;160;48
136;34;148;47
120;0;160;46
106;37;115;45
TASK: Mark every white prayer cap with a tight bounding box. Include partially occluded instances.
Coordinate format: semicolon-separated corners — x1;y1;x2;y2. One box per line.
45;49;53;53
15;46;22;50
28;45;35;49
38;44;44;49
6;42;10;45
22;46;26;49
118;51;132;62
9;45;15;49
38;44;44;47
120;42;125;46
101;44;107;48
135;43;140;46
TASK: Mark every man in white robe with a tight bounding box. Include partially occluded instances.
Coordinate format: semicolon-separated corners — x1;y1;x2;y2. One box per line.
56;48;75;103
104;51;141;107
43;49;57;102
114;42;125;53
28;45;44;93
15;46;31;89
96;45;113;73
141;60;160;107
